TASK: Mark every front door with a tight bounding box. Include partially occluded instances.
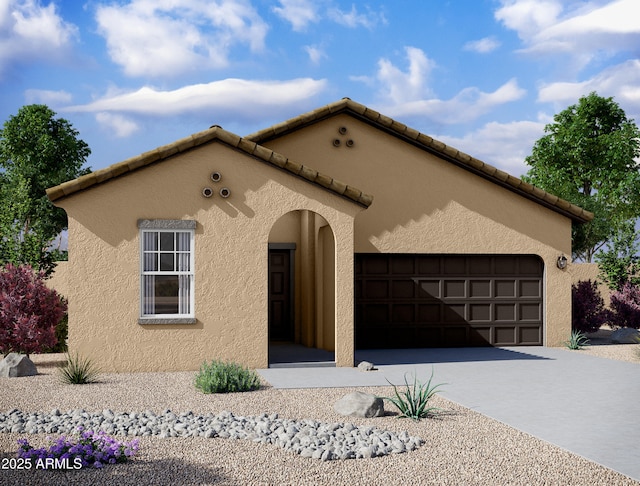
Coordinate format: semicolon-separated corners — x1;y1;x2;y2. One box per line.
269;248;294;341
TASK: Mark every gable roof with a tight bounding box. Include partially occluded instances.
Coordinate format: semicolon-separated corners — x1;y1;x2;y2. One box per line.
246;98;593;224
46;125;373;208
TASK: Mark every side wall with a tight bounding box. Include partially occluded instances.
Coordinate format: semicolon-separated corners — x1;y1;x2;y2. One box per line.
56;142;362;371
264;114;575;346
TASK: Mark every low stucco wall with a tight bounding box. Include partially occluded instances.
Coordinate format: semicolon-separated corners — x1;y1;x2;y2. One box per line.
45;261;69;300
570;262;612;307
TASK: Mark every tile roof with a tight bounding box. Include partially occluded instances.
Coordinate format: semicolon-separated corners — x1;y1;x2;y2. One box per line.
45;126;373;208
246;98;594;224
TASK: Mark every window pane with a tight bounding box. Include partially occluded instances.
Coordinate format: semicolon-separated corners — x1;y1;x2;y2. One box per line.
154;275;179;314
143;231;158;251
160;253;174;271
143;252;157;271
142;275;155;314
160;232;174;251
179;275;191;314
176;232;190;252
177;252;190;272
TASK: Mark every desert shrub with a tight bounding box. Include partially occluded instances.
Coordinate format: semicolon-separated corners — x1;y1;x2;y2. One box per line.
0;264;67;355
58;352;100;385
609;282;640;329
571;280;610;333
194;360;261;394
382;369;444;421
563;330;590;350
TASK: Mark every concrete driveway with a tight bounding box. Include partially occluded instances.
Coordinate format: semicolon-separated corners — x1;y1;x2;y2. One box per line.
258;346;640;482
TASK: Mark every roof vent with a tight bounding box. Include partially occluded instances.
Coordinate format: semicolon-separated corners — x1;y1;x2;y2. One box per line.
202;187;214;198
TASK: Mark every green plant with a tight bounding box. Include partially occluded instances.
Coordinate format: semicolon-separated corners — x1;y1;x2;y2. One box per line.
58;352;100;384
194;359;261;394
564;330;590;350
381;369;445;421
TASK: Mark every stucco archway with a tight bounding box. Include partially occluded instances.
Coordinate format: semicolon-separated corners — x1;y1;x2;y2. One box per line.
267;210;336;366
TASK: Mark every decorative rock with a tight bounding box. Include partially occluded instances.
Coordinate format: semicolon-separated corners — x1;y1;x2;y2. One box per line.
0;353;37;377
357;361;376;372
611;327;640;344
334;391;384;418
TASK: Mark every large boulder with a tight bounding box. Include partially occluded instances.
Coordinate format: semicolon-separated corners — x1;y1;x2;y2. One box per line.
611;327;640;344
334;391;384;418
0;353;37;377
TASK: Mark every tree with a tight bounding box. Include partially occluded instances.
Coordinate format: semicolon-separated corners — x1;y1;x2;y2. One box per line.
596;220;640;291
523;92;640;262
0;105;91;276
0;264;67;356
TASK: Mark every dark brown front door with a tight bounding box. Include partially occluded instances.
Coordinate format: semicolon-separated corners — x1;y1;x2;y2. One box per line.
355;254;543;348
269;248;294;341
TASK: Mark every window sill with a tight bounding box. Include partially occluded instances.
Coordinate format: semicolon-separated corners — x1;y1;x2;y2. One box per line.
138;317;196;325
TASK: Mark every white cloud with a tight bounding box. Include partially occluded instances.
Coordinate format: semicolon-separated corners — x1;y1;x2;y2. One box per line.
494;0;562;39
364;47;525;124
496;0;640;64
0;0;78;76
437;118;546;177
24;88;73;106
327;5;386;29
304;45;327;64
273;0;385;31
272;0;318;31
382;79;527;124
463;36;501;54
95;113;140;138
64;78;327;131
376;47;435;104
538;59;640;118
95;0;268;78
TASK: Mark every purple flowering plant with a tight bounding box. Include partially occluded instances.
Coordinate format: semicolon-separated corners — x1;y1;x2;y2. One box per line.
17;426;139;469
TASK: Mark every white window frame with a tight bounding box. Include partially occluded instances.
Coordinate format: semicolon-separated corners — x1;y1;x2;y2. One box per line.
138;220;196;324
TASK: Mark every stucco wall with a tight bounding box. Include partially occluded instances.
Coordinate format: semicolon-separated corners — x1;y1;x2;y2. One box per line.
264;114;575;346
46;260;69;300
56;141;363;372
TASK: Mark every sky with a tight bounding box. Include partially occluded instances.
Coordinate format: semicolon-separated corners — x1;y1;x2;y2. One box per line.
1;0;639;179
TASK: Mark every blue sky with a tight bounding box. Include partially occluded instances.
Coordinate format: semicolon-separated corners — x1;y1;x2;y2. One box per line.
1;0;639;178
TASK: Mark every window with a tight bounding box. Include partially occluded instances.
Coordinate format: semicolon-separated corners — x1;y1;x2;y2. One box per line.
139;220;195;324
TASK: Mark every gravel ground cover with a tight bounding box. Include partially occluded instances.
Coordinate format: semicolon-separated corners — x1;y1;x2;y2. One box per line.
1;346;638;486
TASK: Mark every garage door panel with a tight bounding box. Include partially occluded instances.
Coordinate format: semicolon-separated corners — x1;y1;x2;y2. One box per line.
520;326;542;344
520;280;541;298
470;280;491;298
444;280;466;298
356;254;543;348
419;280;441;298
495;304;516;321
495;326;517;345
495;280;516;298
392;280;415;298
469;304;491;322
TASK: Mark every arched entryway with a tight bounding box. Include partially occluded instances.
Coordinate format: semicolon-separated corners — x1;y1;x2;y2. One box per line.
268;210;336;367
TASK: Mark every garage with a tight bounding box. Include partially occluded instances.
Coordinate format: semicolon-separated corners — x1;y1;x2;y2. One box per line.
355;254;543;348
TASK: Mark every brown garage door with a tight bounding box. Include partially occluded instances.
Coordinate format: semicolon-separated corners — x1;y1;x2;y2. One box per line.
355;254;543;348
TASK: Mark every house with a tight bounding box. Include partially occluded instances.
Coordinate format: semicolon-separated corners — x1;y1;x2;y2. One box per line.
46;99;593;372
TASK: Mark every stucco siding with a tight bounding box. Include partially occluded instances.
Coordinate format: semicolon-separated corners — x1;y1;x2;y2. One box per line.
57;142;362;372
